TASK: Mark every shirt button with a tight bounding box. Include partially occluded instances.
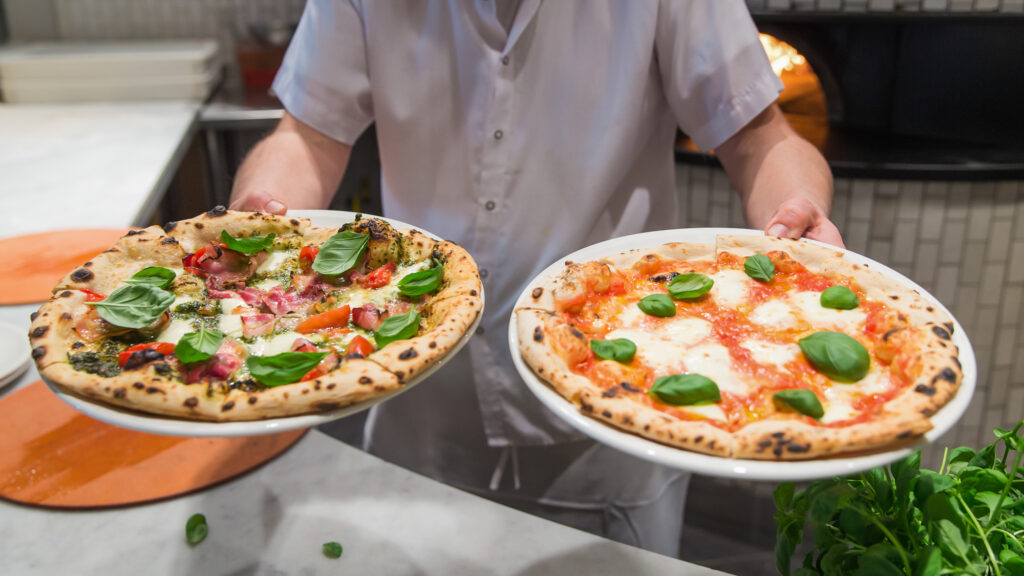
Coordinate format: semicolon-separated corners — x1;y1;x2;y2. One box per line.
493;130;503;140
501;56;510;66
480;269;489;279
485;200;496;211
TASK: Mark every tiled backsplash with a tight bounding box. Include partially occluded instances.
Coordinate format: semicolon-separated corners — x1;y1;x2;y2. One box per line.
676;163;1024;467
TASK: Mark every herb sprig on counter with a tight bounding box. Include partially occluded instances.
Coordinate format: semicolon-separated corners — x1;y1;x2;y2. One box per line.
774;421;1024;576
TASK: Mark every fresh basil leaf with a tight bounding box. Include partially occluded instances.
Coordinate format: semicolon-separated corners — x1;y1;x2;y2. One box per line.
589;338;636;363
87;284;175;329
773;389;825;419
774;483;795;512
808;484;853;523
219;230;276;254
398;265;443;296
648;374;720;405
175;326;224;364
374;310;420;348
798;331;870;382
821;285;860;310
744;254;775;282
933;518;970;558
637;294;676;317
246;352;328;387
124;266;176;289
915;547;942;576
667;273;714;300
312;230;369;275
322;541;343;559
185;513;208;545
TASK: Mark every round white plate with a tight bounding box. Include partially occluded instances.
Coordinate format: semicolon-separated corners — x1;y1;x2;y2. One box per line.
44;210;482;437
0;321;32;391
508;228;976;482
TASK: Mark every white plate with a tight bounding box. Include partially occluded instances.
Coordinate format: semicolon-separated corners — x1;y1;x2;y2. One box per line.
44;210;482;437
0;321;32;391
508;228;976;482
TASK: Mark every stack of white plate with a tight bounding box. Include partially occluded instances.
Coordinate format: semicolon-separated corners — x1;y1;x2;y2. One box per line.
0;40;220;103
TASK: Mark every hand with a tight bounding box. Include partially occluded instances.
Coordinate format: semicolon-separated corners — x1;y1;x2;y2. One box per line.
764;196;844;248
228;190;288;215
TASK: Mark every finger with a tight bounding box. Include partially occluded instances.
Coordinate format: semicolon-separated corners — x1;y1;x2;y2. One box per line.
764;200;814;240
802;220;845;249
228;191;288;215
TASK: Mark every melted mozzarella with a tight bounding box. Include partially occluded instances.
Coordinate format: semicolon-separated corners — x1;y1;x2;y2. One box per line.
156;318;194;344
252;278;282;291
741;339;799;368
789;291;866;332
679;403;727;421
171;294;198;308
219;314;244;338
820;386;859;424
219;296;247;315
615;305;648;329
852;367;889;395
248;331;302;357
256;250;293;274
681;343;745;395
605;329;687;377
660;316;713;347
750;299;797;330
710;269;753;308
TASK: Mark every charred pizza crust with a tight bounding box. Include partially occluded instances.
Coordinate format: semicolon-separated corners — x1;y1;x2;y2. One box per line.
515;234;963;460
30;208;483;422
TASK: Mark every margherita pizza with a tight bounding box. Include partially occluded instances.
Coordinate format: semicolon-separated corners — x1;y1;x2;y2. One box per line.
29;208;482;421
515;235;962;460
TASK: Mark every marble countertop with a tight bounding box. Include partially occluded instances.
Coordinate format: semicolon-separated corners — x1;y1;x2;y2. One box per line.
0;101;198;238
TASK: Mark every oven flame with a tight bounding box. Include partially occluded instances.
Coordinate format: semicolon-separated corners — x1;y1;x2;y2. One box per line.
760;33;809;77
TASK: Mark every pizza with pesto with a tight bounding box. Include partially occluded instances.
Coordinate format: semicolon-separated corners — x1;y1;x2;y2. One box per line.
29;207;482;421
515;235;963;460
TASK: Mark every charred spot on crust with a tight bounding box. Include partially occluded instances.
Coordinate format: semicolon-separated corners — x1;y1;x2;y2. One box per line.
787;443;810;453
194;223;205;230
915;384;936;396
398;348;418;360
531;287;544;299
327;383;336;390
133;382;145;389
60;312;72;320
160;237;178;245
373;385;387;392
695;435;704;443
125;229;145;236
890;295;899;300
30;312;39;321
926;306;934;312
649;272;680;283
70;268;94;282
71;341;84;349
602;388;618;398
953;356;961;369
758;439;772;449
113;388;127;399
580;399;594;413
359;376;372;384
569;326;584;339
206;205;228;217
248;396;258;404
936;368;957;383
221;401;235;412
30;326;48;338
314;402;339;411
184;397;199;407
301;389;310;395
290;218;300;226
122;348;165;370
601;410;612;418
883;328;902;342
163;221;177;232
429;341;437;349
31;346;46;359
943;322;953;334
83;261;93;267
533;327;543;342
620;382;641;393
931;325;951;340
897;430;914;439
60;290;72;298
395;370;405;380
146;386;165;394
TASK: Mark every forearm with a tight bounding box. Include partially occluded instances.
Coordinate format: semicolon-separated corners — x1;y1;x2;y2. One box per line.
230;112;352;212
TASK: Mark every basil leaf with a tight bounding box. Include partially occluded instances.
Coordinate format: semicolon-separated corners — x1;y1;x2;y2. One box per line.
124;266;176;289
374;310;421;347
589;338;636;363
175;326;224;364
87;284;175;329
798;331;870;382
637;294;676;317
322;541;343;559
219;230;277;254
312;230;369;275
398;264;443;296
246;352;328;387
820;286;860;310
744;254;776;282
185;513;208;545
667;273;714;300
773;389;825;419
648;374;721;405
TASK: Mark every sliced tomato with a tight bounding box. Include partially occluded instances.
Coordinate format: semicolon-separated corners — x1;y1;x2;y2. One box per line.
182;247;208;275
118;342;176;366
345;335;374;357
360;262;396;289
80;288;106;302
301;367;325;381
299;245;319;263
296;305;351;334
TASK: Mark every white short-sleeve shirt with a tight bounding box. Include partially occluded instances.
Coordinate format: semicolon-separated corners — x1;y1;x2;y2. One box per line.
274;0;782;447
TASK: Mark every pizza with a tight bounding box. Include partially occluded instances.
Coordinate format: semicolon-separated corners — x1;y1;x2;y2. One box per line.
28;207;482;421
515;234;963;460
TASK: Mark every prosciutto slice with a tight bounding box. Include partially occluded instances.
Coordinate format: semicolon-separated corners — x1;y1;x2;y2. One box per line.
241;313;275;338
185;353;241;384
195;243;263;289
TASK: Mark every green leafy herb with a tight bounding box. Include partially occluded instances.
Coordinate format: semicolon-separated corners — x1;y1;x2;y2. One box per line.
589;338;636;363
124;266;176;289
398;263;443;296
799;331;870;382
820;285;860;310
245;352;328;387
185;513;208;545
637;294;676;317
219;230;277;254
322;541;343;559
667;273;714;300
648;374;720;406
374;310;421;347
87;284;175;329
773;389;824;419
312;230;369;275
744;254;776;282
774;420;1024;576
174;326;224;364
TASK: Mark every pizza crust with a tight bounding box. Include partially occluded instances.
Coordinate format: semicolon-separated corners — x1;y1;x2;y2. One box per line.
166;207;310;252
55;226;185;294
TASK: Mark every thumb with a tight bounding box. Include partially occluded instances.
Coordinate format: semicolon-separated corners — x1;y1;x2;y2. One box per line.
229;191;287;215
764;198;816;240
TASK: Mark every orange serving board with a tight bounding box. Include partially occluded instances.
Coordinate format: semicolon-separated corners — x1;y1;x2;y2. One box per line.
0;228;130;305
0;381;306;509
